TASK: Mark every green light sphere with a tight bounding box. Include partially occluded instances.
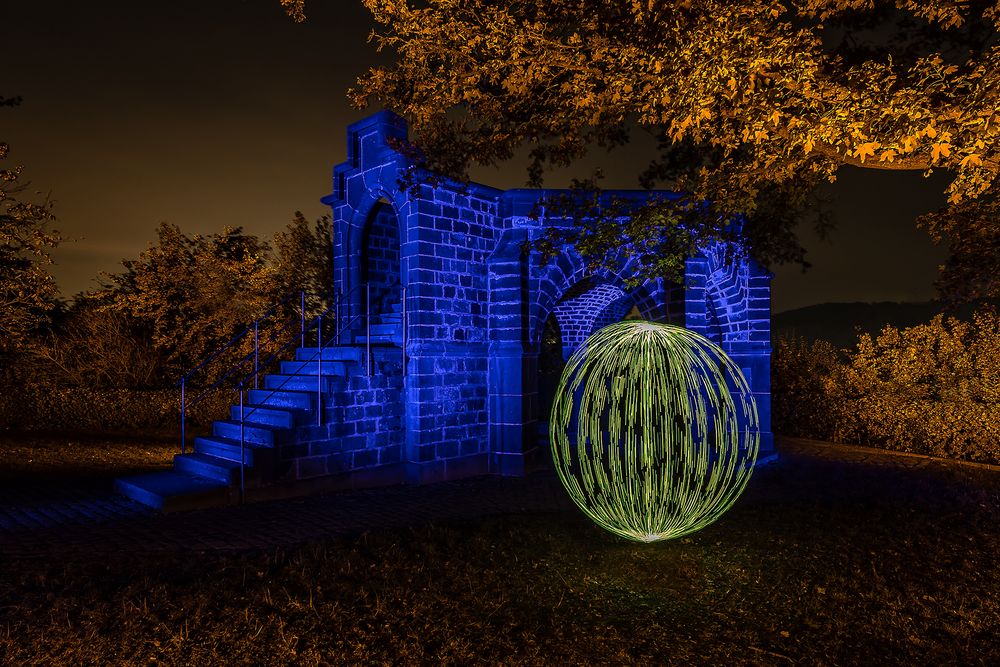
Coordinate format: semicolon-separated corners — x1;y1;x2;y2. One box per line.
549;320;758;542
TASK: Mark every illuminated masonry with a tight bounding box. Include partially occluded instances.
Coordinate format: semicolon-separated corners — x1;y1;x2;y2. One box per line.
319;111;775;485
117;111;775;510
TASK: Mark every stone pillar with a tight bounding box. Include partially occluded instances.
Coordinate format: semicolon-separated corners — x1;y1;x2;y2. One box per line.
487;230;540;475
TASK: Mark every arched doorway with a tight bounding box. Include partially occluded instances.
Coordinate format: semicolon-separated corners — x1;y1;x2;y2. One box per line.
551;279;634;360
537;312;565;445
359;198;402;333
535;279;636;454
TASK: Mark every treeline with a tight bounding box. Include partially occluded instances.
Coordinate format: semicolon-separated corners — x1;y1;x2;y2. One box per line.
773;310;1000;465
1;214;331;431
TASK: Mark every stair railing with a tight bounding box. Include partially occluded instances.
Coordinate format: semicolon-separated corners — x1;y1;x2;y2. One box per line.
232;279;395;431
180;278;406;497
179;290;306;453
227;284;354;429
238;382;246;504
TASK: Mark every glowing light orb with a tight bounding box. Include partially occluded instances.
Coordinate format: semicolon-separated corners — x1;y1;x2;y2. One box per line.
549;320;758;542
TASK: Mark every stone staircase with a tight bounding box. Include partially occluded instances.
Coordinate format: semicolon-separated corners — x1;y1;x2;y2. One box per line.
355;295;403;346
115;294;404;512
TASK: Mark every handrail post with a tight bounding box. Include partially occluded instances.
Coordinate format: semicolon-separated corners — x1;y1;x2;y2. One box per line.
366;282;372;377
300;291;306;348
180;378;186;455
253;320;259;390
239;384;246;505
316;315;323;426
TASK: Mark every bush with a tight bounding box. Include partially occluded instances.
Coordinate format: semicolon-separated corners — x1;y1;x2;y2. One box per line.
773;309;1000;465
0;385;232;433
772;335;846;440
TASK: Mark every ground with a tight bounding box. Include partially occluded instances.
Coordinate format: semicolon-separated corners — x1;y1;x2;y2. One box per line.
0;432;997;665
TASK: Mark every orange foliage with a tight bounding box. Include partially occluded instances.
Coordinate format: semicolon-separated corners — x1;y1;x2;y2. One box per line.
774;310;1000;464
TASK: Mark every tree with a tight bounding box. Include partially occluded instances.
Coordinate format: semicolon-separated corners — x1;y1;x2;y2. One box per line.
92;214;334;384
32;301;163;389
96;222;276;375
285;1;999;299
272;211;334;319
1;95;61;362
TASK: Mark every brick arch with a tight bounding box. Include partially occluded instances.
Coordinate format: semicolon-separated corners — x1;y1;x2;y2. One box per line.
343;187;412;292
529;249;674;352
531;257;629;351
551;282;632;360
699;244;751;350
331;189;410;331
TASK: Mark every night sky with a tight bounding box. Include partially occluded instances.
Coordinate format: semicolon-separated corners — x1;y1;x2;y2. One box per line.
5;0;951;313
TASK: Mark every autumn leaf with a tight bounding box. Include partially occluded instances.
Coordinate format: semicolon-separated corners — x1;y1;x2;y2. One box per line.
959;154;982;168
931;143;951;162
853;142;880;163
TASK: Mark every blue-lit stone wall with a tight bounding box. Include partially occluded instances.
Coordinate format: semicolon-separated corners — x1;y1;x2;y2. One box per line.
397;179;500;483
312;111;775;487
283;350;404;485
684;244;774;455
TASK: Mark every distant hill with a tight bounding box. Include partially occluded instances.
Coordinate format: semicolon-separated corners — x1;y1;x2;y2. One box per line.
772;300;999;349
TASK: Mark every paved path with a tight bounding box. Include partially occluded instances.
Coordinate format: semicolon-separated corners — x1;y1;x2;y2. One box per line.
1;438;996;559
0;469;574;558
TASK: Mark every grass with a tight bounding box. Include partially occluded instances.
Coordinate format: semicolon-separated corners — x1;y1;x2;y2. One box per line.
0;429;176;486
1;432;998;665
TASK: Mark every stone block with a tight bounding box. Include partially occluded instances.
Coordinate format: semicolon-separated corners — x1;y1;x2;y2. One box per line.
296;456;327;480
379;445;402;465
353;448;379;468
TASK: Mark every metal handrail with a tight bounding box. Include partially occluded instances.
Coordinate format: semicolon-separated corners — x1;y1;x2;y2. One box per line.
233;279;405;429
179;290;300;385
183;313;302;412
235;304;365;429
179;290;305;451
179;277;407;506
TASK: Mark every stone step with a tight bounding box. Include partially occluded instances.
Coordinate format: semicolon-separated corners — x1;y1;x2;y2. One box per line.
194;435;273;465
247;388;314;411
264;374;345;393
229;404;305;429
353;334;402;346
115;471;230;512
369;323;401;336
212;420;286;446
377;314;402;323
279;359;348;377
371;346;404;362
173;452;243;484
295;346;364;363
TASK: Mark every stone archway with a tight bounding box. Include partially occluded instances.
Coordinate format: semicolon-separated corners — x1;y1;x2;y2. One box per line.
359;198;402;322
551;280;634;360
536;312;564;445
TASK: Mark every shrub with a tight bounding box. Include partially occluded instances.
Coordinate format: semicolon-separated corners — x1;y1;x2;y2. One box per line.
0;385;232;433
773;309;1000;465
771;334;846;440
